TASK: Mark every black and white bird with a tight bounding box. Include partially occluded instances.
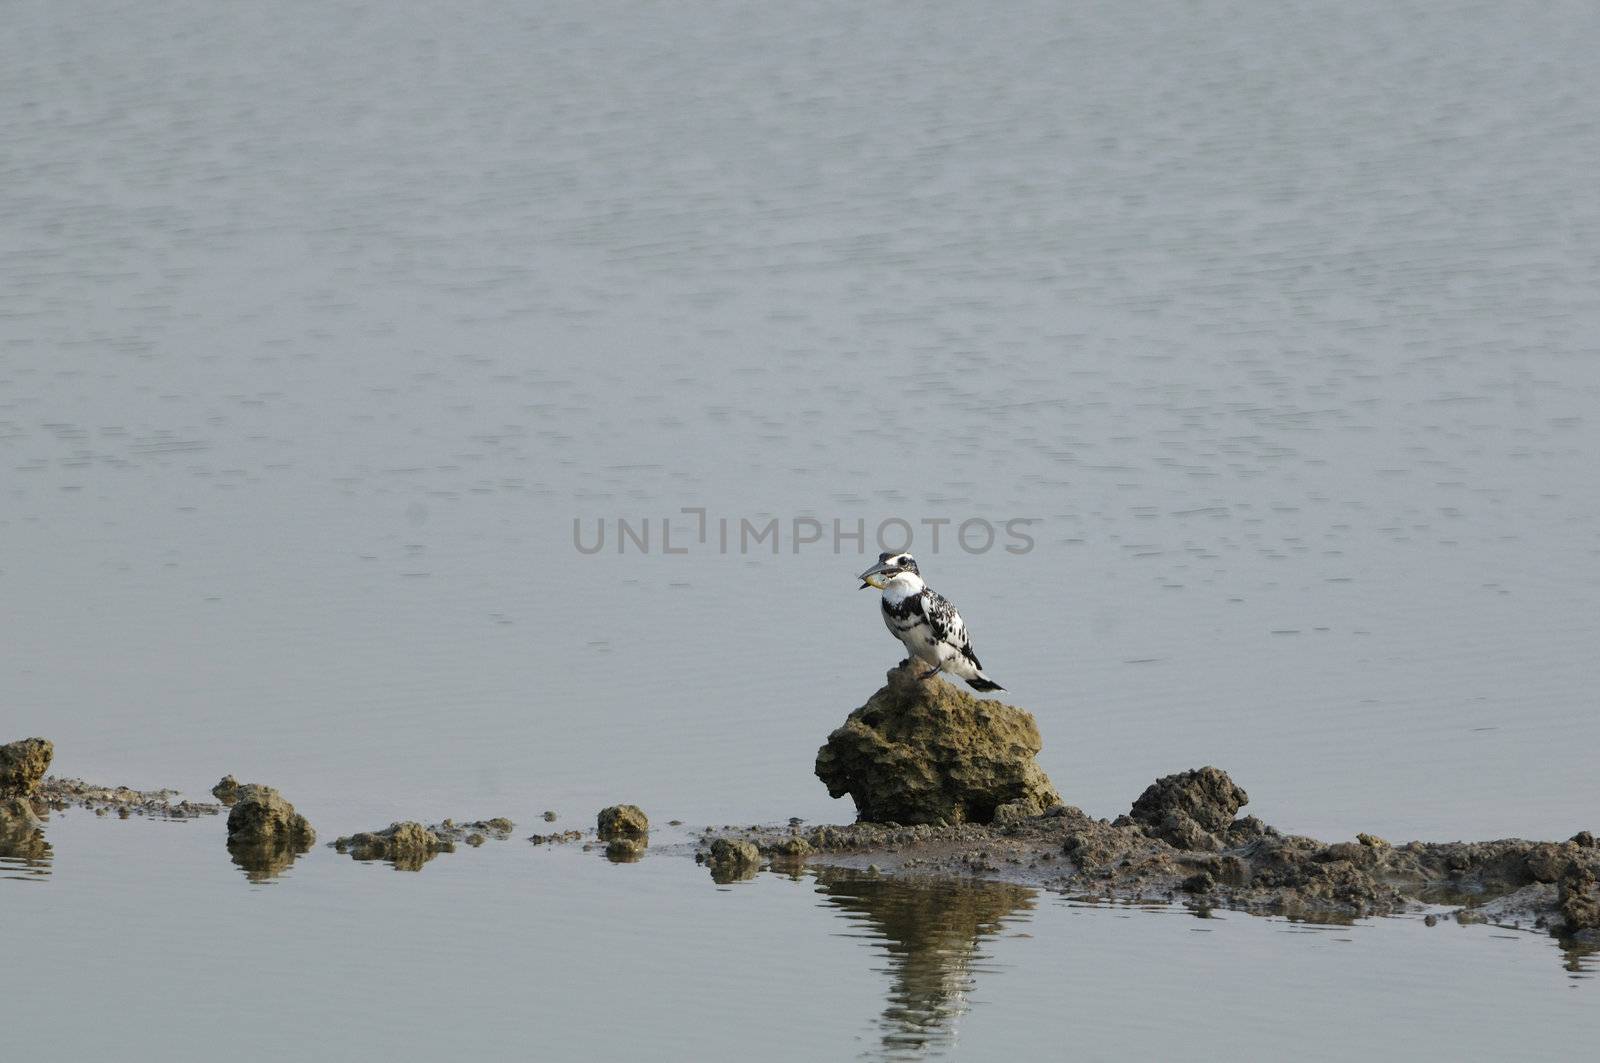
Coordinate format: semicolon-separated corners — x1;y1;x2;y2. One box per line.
856;552;1005;692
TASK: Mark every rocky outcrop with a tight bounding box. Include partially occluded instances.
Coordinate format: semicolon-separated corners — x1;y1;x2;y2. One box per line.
815;661;1062;825
225;784;315;878
1127;767;1250;850
226;784;315;847
1;738;52;798
1;737;52;840
211;775;241;804
597;804;649;840
333;821;452;871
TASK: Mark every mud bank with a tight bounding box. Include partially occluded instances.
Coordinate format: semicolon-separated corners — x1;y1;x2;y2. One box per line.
331;817;515;870
704;773;1600;947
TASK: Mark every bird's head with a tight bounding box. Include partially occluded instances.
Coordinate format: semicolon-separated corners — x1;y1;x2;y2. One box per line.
857;551;919;589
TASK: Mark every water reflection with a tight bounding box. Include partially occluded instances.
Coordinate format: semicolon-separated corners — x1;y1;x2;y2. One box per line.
226;836;312;883
814;870;1035;1058
0;805;52;882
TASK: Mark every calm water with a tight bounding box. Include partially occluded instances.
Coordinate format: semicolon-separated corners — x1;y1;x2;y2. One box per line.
3;0;1599;1058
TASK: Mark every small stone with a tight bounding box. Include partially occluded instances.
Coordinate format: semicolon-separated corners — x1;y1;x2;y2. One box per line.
597;804;648;840
211;775;241;804
225;785;315;849
542;811;557;822
1181;872;1215;894
1424;914;1438;927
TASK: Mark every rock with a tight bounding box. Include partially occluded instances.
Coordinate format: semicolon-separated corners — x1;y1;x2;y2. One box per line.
765;836;812;859
993;797;1043;827
1181;871;1216;894
707;838;762;882
815;661;1063;825
0;738;52;798
1572;830;1596;849
211;775;240;804
224;784;315;880
1560;865;1600;931
597;804;649;840
225;785;316;849
1525;842;1581;884
1321;841;1380;869
332;821;452;871
542;810;558;822
529;829;583;845
1128;767;1248;850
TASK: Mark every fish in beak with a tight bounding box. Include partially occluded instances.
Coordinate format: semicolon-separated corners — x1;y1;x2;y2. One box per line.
856;558;891;590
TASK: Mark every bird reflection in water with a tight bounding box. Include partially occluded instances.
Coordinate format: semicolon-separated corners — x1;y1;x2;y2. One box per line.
813;868;1035;1058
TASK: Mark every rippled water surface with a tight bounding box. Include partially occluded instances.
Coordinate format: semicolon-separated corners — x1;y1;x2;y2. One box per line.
4;0;1599;1058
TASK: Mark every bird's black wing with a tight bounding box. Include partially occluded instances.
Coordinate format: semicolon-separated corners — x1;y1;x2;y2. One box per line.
923;589;975;655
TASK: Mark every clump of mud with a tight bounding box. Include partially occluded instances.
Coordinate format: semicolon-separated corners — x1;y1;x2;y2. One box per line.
331;817;515;870
712;766;1600;944
704;838;762;883
815;661;1062;825
597;804;649;840
333;821;452;871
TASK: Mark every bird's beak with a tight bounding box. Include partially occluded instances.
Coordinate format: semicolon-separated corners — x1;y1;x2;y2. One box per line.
856;560;890;589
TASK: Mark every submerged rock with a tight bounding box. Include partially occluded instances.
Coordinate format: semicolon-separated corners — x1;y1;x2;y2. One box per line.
815;661;1062;825
0;737;52;798
597;804;649;840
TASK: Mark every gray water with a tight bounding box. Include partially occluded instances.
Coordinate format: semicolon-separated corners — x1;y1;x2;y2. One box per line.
3;0;1599;1058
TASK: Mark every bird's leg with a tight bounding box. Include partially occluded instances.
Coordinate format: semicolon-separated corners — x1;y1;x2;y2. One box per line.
918;663;941;681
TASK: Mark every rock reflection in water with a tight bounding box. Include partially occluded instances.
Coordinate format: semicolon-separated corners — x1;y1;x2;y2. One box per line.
814;870;1035;1058
227;837;312;883
0;807;52;881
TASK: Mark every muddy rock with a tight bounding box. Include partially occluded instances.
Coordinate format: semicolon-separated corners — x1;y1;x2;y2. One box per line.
225;785;316;848
32;777;218;820
1560;865;1600;932
815;661;1063;825
597;804;649;840
431;817;515;844
1525;842;1584;884
1128;767;1248;849
706;838;762;881
764;836;813;860
211;775;241;804
529;829;583;845
333;821;452;871
0;738;53;798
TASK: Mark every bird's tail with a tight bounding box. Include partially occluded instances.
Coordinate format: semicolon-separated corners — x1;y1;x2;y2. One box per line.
967;674;1005;692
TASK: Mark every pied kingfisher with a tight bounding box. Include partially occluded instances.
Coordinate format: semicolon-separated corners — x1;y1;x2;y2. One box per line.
856;552;1005;692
